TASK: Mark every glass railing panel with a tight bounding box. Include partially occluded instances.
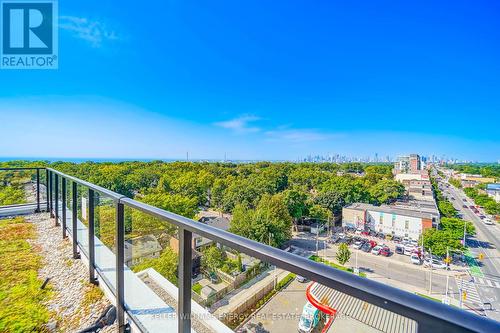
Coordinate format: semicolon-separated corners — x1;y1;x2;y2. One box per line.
92;192;118;292
122;204;180;331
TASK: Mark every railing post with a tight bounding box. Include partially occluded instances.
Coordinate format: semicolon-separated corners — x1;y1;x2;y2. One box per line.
45;169;49;212
72;181;80;259
54;174;59;226
49;171;53;217
116;201;126;333
62;178;67;239
88;189;98;285
36;169;40;212
179;228;193;333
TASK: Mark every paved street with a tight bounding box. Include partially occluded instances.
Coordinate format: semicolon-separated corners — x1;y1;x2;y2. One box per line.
439;174;500;320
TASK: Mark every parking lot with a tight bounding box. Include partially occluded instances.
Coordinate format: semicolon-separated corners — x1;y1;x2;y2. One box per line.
320;226;468;271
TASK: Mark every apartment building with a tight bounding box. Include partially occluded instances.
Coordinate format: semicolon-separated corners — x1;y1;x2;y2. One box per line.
342;202;438;240
487;184;500;203
394;154;422;174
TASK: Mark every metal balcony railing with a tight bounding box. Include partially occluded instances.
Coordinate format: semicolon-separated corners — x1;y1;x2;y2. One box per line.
0;166;499;333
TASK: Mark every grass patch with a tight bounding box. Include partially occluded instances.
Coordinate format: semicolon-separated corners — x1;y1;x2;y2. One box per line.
415;292;440;302
192;282;202;295
309;255;367;278
0;217;51;333
82;283;104;308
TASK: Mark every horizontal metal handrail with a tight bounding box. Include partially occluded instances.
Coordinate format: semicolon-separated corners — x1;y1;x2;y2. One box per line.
0;167;45;171
1;166;499;333
47;168;125;201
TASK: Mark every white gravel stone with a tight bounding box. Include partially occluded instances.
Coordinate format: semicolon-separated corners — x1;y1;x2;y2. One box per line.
26;213;115;333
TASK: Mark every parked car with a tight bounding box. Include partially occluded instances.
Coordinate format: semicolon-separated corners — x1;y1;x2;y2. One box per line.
361;243;373;253
395;244;405;255
462;198;467;202
296;275;307;283
369;230;377;237
462;205;468;208
479;215;486;219
355;228;363;235
379;247;391;257
361;231;370;236
371;245;383;255
423;258;447;269
404;245;415;256
393;236;402;243
410;254;422;265
330;235;340;243
298;302;320;333
484;218;494;225
353;240;364;249
385;234;393;241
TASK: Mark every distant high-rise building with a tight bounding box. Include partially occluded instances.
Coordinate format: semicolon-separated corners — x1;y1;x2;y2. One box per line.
394;154;421;174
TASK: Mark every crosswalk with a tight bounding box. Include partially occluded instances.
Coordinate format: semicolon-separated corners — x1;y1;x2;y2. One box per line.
456;277;482;305
474;277;500;289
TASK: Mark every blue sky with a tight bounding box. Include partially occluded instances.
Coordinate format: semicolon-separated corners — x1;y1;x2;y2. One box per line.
0;1;499;161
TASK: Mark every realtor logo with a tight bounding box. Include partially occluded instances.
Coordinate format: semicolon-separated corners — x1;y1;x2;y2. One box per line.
1;0;58;69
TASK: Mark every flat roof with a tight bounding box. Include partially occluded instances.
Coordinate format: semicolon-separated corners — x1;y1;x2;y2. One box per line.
344;202;438;220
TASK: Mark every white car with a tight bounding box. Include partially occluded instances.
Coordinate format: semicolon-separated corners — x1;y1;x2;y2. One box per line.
371;245;383;255
355;228;363;235
403;245;415;256
353;241;364;249
410;254;421;265
424;258;447;269
484;218;494;225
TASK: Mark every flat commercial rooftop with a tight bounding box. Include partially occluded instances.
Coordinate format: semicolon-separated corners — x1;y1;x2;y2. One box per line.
344;202;438;220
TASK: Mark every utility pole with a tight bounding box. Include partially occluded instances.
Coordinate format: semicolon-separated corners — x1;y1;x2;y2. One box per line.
463;221;467;247
316;225;319;256
459;276;463;309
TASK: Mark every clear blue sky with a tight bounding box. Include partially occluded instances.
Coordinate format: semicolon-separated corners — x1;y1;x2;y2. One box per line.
1;1;499;161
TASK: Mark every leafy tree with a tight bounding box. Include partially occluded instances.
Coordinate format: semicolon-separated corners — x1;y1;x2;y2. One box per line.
314;191;345;215
132;247;178;284
0;187;25;205
252;194;293;247
336;243;351;265
308;204;331;221
282;189;308;222
230;194;292;247
368;180;405;204
421;228;463;257
202;246;225;274
140;192;198;219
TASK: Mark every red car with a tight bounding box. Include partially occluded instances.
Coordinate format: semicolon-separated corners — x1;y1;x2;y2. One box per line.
369;240;377;248
379;247;391;257
361;231;370;236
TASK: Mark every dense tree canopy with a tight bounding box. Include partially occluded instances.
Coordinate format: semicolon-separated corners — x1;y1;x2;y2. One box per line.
0;160;406;248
